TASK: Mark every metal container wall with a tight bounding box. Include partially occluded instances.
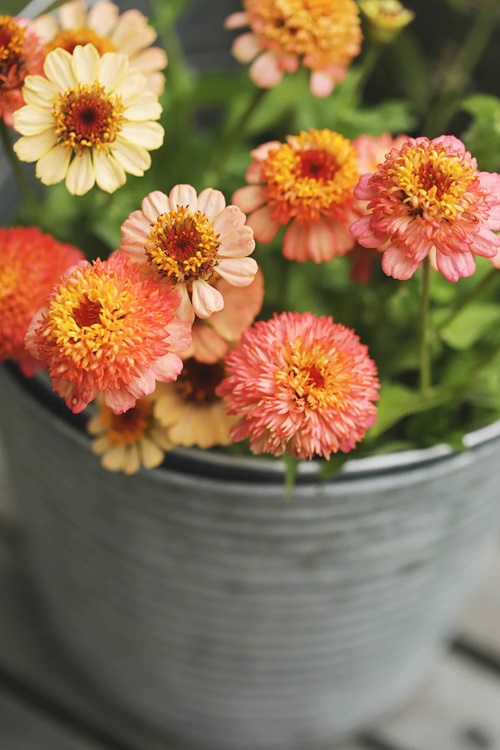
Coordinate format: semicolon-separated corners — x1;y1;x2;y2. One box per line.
2;365;500;750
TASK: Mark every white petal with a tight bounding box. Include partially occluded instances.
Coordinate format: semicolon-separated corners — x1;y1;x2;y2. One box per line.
192;280;224;319
197;188;226;220
119;121;164;149
59;0;87;29
130;47;167;74
72;43;100;85
232;33;261;64
93;151;126;193
66;151;95;195
87;0;119;36
32;15;59;43
218;226;255;258
169;184;198;211
97;52;130;91
21;76;58;108
14;132;58;162
111;10;156;54
112;139;151;175
217;257;258;286
44;48;77;90
142;190;169;222
13;105;54;136
140;437;165;469
115;72;148;100
125;99;162;121
213;204;246;235
35;145;71;184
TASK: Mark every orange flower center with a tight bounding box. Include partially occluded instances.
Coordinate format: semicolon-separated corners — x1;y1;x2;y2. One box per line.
102;399;154;445
52;82;125;154
145;206;221;284
175;359;225;404
390;142;477;220
46;27;116;56
244;0;361;68
276;337;351;410
0;16;24;62
261;129;359;223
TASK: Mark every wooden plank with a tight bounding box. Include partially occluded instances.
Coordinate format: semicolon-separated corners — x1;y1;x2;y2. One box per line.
457;541;500;659
371;651;500;750
0;683;108;750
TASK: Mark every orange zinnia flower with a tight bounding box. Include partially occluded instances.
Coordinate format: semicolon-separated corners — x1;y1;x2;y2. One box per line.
0;15;45;125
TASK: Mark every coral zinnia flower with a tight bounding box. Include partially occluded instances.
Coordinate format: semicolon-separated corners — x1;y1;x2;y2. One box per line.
154;358;236;449
33;0;167;96
351;135;500;282
0;15;45;126
25;254;191;415
0;226;83;375
13;43;164;195
182;268;264;364
217;311;380;460
87;394;172;474
119;185;258;322
232;129;360;263
225;0;362;97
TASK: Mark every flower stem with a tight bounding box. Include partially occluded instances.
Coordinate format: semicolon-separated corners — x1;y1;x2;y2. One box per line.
437;267;498;335
0;120;39;223
419;257;432;396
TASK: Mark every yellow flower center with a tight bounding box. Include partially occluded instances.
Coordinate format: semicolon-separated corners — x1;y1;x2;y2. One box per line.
390;143;477;220
0;16;25;63
46;27;116;56
244;0;361;67
276;337;351;410
52;82;125;154
145;206;221;284
261;129;359;222
101;400;153;445
175;359;225;404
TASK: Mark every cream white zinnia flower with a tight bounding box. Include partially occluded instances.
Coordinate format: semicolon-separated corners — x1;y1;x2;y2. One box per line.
33;0;167;96
13;43;164;196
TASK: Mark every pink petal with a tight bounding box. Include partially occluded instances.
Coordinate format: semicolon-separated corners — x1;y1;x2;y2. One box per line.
189;325;228;364
382;245;419;280
327;218;356;256
353;173;375;201
250;140;282;161
209;269;264;342
350;214;386;248
470;225;500;258
169;184;198;211
141;190;169;222
217;257;258;286
163;316;192;353
306;220;336;263
232;32;261;64
224;11;250;30
197;188;226;220
175;284;195;323
435;250;476;282
218;226;255;258
231;185;266;213
479;172;500;228
103;386;137;415
213;204;247;236
126;367;157;399
250;51;283;89
246;205;281;243
283;221;309;261
192;280;224;319
149;352;185;381
433;134;466;156
309;70;335;98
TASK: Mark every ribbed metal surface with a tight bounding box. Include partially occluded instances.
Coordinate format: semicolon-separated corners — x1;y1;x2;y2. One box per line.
2;365;500;750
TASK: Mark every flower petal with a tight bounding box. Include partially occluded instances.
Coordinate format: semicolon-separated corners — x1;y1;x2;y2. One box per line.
217;257;258;287
71;43;100;84
169;184;198;211
192;280;224;319
65;150;95;195
112;139;151;175
35;145;71;185
14;131;58;162
232;32;261;63
97;51;130;91
231;185;266;213
250;51;283;89
246;205;281;243
21;76;58;108
13;105;54;135
119;122;164;149
141;190;170;222
197;188;226;221
44;48;76;90
93;151;126;193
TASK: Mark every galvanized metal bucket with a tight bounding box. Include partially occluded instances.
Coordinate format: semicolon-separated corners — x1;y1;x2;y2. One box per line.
2;363;500;750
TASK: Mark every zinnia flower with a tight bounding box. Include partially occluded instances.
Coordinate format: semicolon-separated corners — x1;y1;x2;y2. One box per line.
87;394;172;474
0;226;83;375
154;359;236;449
359;0;414;45
182;268;264;364
13;43;164;195
33;0;167;95
25;253;191;415
0;15;45;126
225;0;362;97
232;129;360;263
119;185;258;322
350;135;500;282
217;311;380;460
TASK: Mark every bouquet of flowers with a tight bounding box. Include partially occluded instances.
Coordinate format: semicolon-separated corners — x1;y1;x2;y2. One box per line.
1;0;500;482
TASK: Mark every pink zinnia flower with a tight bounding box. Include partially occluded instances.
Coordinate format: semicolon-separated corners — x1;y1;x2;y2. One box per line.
350;135;500;282
0;15;45;126
225;0;362;97
232;129;361;263
217;311;380;460
0;226;83;375
119;185;258;322
25;254;191;415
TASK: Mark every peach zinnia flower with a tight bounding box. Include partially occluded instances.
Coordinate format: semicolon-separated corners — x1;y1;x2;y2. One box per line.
225;0;362;97
351;135;500;282
154;359;236;449
0;15;45;126
232;129;360;263
33;0;167;95
13;43;164;195
217;311;380;460
0;226;83;375
87;394;172;474
119;186;258;322
25;254;191;415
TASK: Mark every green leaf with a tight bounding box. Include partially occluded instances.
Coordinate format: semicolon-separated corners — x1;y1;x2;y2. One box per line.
369;383;448;439
461;94;500;171
439;302;500;350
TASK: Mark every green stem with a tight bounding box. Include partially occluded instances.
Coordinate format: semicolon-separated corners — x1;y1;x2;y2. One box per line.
352;42;383;102
437;267;499;334
204;86;268;187
419;257;432;396
0;121;39;223
424;6;495;136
